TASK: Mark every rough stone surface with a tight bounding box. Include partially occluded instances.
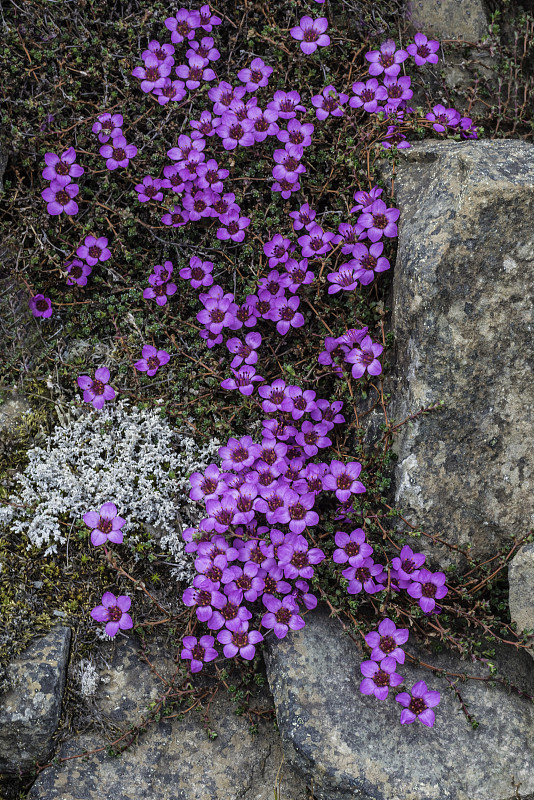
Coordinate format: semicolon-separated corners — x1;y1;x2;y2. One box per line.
509;543;534;658
388;140;534;568
27;636;310;800
264;604;534;800
406;0;488;40
0;626;71;773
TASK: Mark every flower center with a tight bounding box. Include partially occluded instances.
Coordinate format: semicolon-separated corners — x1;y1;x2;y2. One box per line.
304;431;318;445
266;281;280;295
98;518;112;533
191;643;205;660
379;635;396;654
401;558;416;574
372;213;388;230
194;199;207;212
202;478;217;495
361;89;375;103
191;267;204;281
112;147;126;161
145;185;158;197
237;496;253;512
291;551;309;568
189;66;203;80
251;69;263;84
91;379;105;395
197;590;212;606
284;156;299;171
236;575;251;590
417;44;430;58
422;582;437;598
254;118;269;131
280;99;296;112
275;607;292;624
273;244;286;258
70;265;83;278
387;83;403;99
280;306;296;321
214;508;233;525
249;544;264;564
354;566;371;583
323;97;338;111
267;495;283;512
374;669;390;687
303;28;319;42
264;576;277;593
206;565;223;582
229;123;244;140
338;269;356;286
214;200;229;214
360;254;377;270
289;130;304;144
222;602;239;620
345;541;360;557
337;474;352;489
379;53;394;68
197;44;210;58
56;190;70;205
259;471;274;486
361;350;374;366
289;503;306;520
177;21;192;37
56;161;70;175
170;174;182;186
147;356;160;370
227;221;239;235
36;299;49;311
210;308;225;323
146;67;159;81
408;697;427;715
108;605;122;622
233;631;248;647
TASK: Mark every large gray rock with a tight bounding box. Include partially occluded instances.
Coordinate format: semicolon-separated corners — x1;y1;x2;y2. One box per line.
389;140;534;568
0;626;71;773
27;636;309;800
264;604;534;800
509;543;534;658
406;0;488;40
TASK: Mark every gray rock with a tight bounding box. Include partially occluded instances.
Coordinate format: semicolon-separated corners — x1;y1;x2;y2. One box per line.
509;543;534;658
388;140;534;568
0;626;71;773
406;0;489;40
264;604;534;800
27;636;310;800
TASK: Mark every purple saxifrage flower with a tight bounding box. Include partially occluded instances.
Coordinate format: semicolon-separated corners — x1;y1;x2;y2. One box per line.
357;199;400;242
91;592;133;637
323;460;366;502
181;635;218;672
345;335;384;379
350;78;388;113
29;295;53;319
261;595;305;639
290;16;330;55
396;680;441;727
351;242;390;285
65;259;92;286
92;112;123;143
99;135;137;170
77;367;116;410
365;617;409;663
217;623;263;659
135;175;164;203
425;104;461;133
143;279;177;306
134;345;170;376
42;147;84;182
238;57;273;92
76;236;111;266
391;545;426;588
220;365;263;396
311;85;349;120
332;529;373;565
83;501;126;547
360;657;403;700
343;556;385;595
406;33;440;66
41;178;79;216
407;568;448;613
365;39;408;77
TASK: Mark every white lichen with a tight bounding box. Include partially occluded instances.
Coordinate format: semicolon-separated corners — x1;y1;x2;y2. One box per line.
0;399;220;581
73;658;100;697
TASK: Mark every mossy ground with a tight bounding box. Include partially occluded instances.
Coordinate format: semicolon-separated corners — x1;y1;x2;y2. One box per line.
1;0;533;796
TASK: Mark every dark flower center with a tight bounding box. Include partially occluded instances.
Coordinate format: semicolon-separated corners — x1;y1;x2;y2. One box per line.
308;476;322;492
280;99;296;112
221;602;239;620
206;565;223;582
70;265;83;279
289;131;304;144
220;91;233;106
259;471;274;487
275;607;291;624
337;474;352;489
254;118;269;131
251;69;263;83
291;551;309;568
229;124;244;140
267;495;283;512
279;179;293;191
214;200;229;214
280;306;296;321
266;281;281;295
417;44;430;58
197;590;212;606
257;300;271;315
273;244;286;258
236;372;253;387
206;169;217;183
108;605;122;622
294;396;307;410
354;566;371;583
154;48;167;61
372;213;388;230
214;508;233;525
303;29;319;42
345;541;360;557
289;503;306;520
249;544;263;564
264;576;277;593
237;496;253;512
338;269;356;286
194;199;207;212
210;308;225;323
284;156;299;171
177;21;193;37
202;478;217;495
91;379;105;395
323;97;338;111
36;299;49;311
360;254;377;271
270;389;285;404
98;518;112;533
198;120;213;134
235;106;249;121
145;185;158;197
189;66;203;80
145;67;159;81
285;465;300;481
191;267;204;281
56;190;70;205
112;147;126;161
56;161;70;175
379;635;396;654
191;643;205;660
343;228;358;244
154;285;167;296
401;558;416;574
304;431;318;445
236;575;251;590
170;174;182;186
227;221;239;234
286;446;301;460
262;448;276;465
102;120;113;131
147;356;160;370
379;53;394;68
197;44;210;58
361;350;374;366
387;83;403;99
236;307;251;322
89;245;102;259
422;582;437;598
409;697;427;715
233;631;248;647
310;237;323;251
374;669;390;687
361;89;375;103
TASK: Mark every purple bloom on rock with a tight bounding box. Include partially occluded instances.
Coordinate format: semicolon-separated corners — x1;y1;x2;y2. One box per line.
365;617;409;663
396;681;441;727
383;74;413;107
91;592;133;638
277;533;325;580
41;178;79;216
83;501;126;547
312;85;349;120
345;335;384;379
298;224;335;258
29;295;53;319
181;635;218;672
327;264;359;294
406;33;440;66
183;577;227;622
357;199;400;242
350;78;388;113
76;235;111;266
351;242;390;285
360;657;403;700
365;39;408;77
261;594;304;639
289;203;316;231
99;135;137;170
381;126;411;150
65;259;92;287
134;345;170;376
77;367;116;410
42;147;84;182
217;623;263;660
290;15;330;54
425;104;461;133
407;568;448;613
92;113;123;143
323;460;366;502
350;186;383;214
343;557;386;595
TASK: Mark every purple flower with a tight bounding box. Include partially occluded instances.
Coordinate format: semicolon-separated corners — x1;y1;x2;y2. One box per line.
357;199;400;242
327;264;359;294
310;399;345;426
197;293;235;334
332;529;373;565
187;36;221;64
396;681;441;727
391;545;426;589
41;178;79;216
226;331;262;368
143;280;177;306
92;113;123;143
90;593;133;638
164;9;201;44
217;113;255;150
350;186;383;214
350;78;388;113
365;617;409;663
238;58;273;92
345;335;384;379
276;488;320;534
217;209;251;242
189;464;227;502
99;135;137;170
181;635;218;672
425;104;461;132
298;224;335;258
267;90;306;119
272;144;306;183
42;147;84;182
183;190;214;220
383;74;413;107
295;420;332;457
209;81;246;115
258;270;291;299
259;379;293;413
221;365;263;396
290;15;330;54
83;501;126;547
225;562;265;603
351;242;390;285
183;577;226;621
151;261;174;284
277;118;314;147
77;367;116;410
277;534;325;580
175;55;216;89
219;436;261;472
311;85;349;120
135;176;164;203
29;295;53;319
343;557;386;595
261;595;304;639
65;259;92;287
134;345;170;376
180;256;214;288
196;159;229;193
284;258;314;294
406;33;440;66
76;235;111;266
286;385;317;419
161;206;190;228
360;657;403;700
217;623;263;659
264;234;293;268
365;39;408;77
132;53;172;92
142;40;175;64
381;125;411;150
199;4;222;32
272;295;305;336
207;600;252;632
271;177;301;200
189;109;221;138
289;203;316;231
407;568;448;613
323;460;366;502
248;106;280;142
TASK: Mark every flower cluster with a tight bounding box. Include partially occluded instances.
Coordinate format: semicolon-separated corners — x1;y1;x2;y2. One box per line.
41;146;83;217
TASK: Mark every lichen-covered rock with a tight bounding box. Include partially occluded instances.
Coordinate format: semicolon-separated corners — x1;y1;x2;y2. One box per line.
389;140;534;568
27;636;309;800
406;0;488;40
509;543;534;658
0;626;71;773
264;604;534;800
